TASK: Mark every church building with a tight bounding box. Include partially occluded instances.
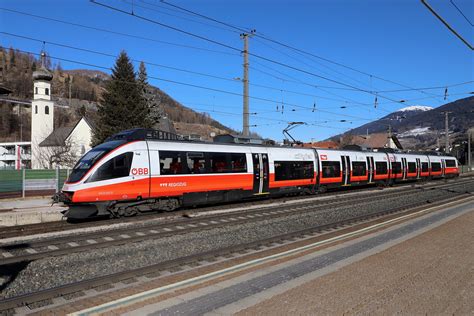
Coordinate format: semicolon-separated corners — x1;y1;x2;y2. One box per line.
0;52;93;169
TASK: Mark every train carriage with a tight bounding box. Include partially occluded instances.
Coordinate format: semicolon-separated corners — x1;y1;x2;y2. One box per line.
316;149;390;190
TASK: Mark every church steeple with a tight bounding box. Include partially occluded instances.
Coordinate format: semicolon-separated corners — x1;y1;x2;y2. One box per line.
33;51;53;100
31;51;54;169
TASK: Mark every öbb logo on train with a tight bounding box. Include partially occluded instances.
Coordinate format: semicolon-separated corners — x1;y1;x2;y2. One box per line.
131;168;149;175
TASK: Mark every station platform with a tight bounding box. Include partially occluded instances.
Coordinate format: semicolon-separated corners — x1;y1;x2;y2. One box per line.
0;197;65;226
74;196;473;315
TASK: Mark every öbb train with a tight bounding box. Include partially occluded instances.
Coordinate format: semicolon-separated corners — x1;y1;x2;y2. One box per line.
58;129;459;219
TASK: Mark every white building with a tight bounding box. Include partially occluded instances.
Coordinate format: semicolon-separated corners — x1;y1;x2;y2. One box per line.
0;53;93;169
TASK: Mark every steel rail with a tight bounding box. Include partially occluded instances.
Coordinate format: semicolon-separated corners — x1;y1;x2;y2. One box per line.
0;190;471;313
0;178;472;267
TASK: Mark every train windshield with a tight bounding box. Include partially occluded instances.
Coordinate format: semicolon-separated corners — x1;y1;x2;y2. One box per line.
67;140;126;183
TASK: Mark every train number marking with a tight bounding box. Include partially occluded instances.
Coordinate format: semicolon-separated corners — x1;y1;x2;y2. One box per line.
131;168;149;175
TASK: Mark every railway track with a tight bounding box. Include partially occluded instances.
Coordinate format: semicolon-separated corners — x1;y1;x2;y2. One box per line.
0;178;472;313
0;176;471;240
1;179;472;266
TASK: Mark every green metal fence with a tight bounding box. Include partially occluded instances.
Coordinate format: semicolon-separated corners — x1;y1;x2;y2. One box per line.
0;170;23;197
0;168;71;198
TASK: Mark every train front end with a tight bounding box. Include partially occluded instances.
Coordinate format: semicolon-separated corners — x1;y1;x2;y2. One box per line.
54;138;132;219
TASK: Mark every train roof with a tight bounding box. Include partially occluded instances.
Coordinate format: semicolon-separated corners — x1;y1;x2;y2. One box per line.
104;129;457;158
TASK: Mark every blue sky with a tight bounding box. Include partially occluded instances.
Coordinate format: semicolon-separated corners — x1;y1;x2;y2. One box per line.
1;0;473;141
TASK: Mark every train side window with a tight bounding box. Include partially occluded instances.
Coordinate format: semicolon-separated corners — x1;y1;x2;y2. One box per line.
431;162;441;172
352;161;366;177
186;152;206;174
88;152;133;182
445;160;456;167
321;161;341;178
391;162;401;174
275;161;313;180
208;152;230;173
375;162;387;175
421;162;429;172
160;151;183;175
408;162;417;173
230;153;247;173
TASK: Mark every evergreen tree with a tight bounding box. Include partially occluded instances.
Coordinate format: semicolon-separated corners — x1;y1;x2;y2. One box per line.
92;51;152;146
137;61;162;127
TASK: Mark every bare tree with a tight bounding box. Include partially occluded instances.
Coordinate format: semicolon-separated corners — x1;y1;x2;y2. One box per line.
36;137;79;169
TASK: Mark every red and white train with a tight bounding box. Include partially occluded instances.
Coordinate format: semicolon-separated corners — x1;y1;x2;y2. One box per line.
58;129;459;219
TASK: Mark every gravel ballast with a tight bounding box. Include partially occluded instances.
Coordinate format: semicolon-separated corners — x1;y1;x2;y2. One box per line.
0;180;473;300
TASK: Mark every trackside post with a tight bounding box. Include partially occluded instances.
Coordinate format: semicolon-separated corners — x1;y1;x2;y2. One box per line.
22;168;25;199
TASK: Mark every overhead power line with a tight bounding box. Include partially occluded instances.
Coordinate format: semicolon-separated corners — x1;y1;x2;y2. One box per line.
0;31;387;108
90;0;413;105
4;46;376;124
421;0;474;50
0;7;239;56
450;0;474;27
158;0;450;100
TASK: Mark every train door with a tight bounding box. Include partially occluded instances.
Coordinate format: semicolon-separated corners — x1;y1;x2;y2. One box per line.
401;158;407;180
441;159;446;177
252;153;269;194
341;155;351;186
367;156;374;183
416;158;421;179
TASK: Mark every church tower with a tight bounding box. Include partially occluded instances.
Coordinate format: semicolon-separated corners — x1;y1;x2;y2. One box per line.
31;52;54;169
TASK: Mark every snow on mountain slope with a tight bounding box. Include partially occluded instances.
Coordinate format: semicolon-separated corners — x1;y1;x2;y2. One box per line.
398;127;431;137
397;105;433;112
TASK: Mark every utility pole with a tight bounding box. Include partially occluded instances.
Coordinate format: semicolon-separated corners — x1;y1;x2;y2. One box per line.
468;129;472;171
443;111;451;153
241;30;254;137
69;75;73;107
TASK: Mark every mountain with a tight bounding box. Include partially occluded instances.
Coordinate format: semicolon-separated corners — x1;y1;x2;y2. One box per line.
332;96;474;150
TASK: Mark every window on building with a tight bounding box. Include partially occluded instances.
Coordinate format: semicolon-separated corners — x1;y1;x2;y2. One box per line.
35;87;38;94
422;162;429;172
81;145;86;155
274;161;314;181
445;159;456;167
391;162;402;174
375;161;388;175
160;151;183;175
45;88;49;95
431;162;441;172
88;152;133;182
352;161;366;177
408;162;417;173
45;106;49;115
321;161;341;178
35;105;38;114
